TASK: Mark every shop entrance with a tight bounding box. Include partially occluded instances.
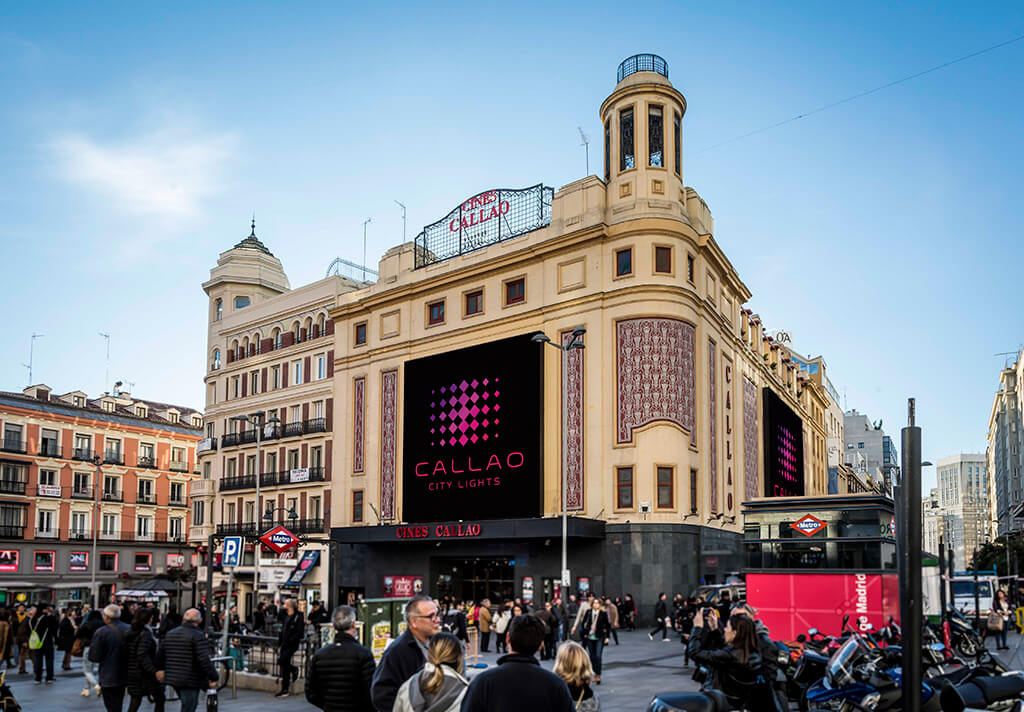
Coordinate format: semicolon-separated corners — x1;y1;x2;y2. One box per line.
433;558;514;603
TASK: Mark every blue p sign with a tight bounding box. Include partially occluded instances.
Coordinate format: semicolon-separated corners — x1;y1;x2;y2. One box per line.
223;536;243;568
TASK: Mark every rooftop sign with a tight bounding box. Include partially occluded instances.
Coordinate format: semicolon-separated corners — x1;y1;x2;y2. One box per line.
414;184;553;268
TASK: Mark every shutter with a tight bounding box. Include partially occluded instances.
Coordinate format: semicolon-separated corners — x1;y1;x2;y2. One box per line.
326;350;334;378
303;357;311;383
236;497;243;523
324;441;332;481
325;398;333;430
282;332;294;348
322;490;331;532
301;444;308;468
282;364;289;387
241;375;247;398
300;492;307;519
261;368;268;393
261;338;273;353
302;403;309;423
226;350;234;364
300;328;307;342
325;319;335;335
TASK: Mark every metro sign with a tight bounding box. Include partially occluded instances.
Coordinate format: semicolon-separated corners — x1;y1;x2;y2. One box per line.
259;525;300;554
790;514;827;537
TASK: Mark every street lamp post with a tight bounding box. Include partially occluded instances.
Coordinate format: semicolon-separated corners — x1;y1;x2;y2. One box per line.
91;455;102;608
532;327;586;596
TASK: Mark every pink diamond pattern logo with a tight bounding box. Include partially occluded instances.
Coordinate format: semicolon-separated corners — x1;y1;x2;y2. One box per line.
428;377;503;448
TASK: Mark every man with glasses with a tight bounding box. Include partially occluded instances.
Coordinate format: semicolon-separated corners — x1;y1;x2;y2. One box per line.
371;595;440;712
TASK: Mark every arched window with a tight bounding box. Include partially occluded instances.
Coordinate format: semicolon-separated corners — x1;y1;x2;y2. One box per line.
317;314;326;337
234;295;250;309
293;321;301;343
215;299;223;321
253;332;262;354
241;336;249;358
272;328;282;349
303;317;313;342
213;349;221;370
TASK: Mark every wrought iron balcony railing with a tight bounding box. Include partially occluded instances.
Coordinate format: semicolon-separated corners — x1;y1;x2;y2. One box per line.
39;442;61;458
72;447;93;462
137;455;157;468
169;460;188;472
101;489;123;503
104;450;124;465
0;480;27;495
1;438;26;454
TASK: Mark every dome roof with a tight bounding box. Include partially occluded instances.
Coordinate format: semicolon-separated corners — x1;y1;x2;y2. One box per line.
233;218;273;256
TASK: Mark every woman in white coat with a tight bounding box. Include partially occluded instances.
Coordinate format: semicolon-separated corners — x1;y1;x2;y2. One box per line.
393;632;469;712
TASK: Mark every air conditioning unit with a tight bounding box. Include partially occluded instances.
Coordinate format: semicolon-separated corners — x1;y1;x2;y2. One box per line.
639;501;652;514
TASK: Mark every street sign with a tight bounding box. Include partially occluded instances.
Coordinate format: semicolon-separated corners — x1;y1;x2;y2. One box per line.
259;525;300;554
222;536;243;567
561;569;571;586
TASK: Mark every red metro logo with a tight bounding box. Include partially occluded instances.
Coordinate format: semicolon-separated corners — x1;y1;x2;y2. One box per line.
790;514;827;537
259;525;300;554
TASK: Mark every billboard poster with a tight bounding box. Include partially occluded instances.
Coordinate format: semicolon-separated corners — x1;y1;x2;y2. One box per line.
288;551;321;585
289;468;310;484
383;575;423;598
522;576;534;603
403;333;543;523
0;550;18;572
762;388;805;497
746;572;900;639
69;552;88;572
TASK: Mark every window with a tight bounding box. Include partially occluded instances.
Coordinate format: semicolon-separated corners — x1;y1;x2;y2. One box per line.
226;502;236;524
246;454;257;475
686;255;695;283
169;517;183;540
427;300;446;326
603;119;611;181
73;396;85;407
354;322;367;346
170;482;183;503
234;295;250;309
266;451;277;474
505;278;525;305
272;366;281;389
34;551;55;572
615;248;632;277
192;500;205;527
215;299;223;321
673;111;681;175
139;442;155;467
71;511;88;537
101;513;117;536
689;468;698;512
100;552;118;571
290;405;301;424
251;371;259;394
316;354;326;380
244;502;255;524
38;469;56;486
619;107;634;170
311;445;323;469
105;437;121;462
310;495;322;521
226;459;237;477
73;472;90;495
232;376;240;399
274;329;283;349
352;490;364;523
654;246;672;274
465;290;483;316
37;509;55;536
858;442;865;449
288;449;300;469
206;422;215;438
657;466;674;508
103;475;120;499
40;428;59;456
313;400;324;420
101;400;115;413
134;553;152;572
137;478;153;503
293;360;303;384
74;433;91;459
648;105;663;167
136;515;153;540
616;467;634;509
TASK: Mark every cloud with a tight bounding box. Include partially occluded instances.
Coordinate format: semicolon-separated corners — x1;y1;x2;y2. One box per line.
51;129;236;218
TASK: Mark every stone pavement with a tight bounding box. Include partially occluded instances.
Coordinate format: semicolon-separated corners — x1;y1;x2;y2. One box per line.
11;628;1020;712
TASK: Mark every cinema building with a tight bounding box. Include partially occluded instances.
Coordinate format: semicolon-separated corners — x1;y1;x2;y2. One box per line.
325;54;831;614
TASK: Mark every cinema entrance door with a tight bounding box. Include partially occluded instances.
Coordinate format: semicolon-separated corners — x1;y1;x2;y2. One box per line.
433;558;515;602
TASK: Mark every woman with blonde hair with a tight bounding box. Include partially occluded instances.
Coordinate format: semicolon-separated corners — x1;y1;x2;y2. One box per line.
554;641;600;711
394;631;469;712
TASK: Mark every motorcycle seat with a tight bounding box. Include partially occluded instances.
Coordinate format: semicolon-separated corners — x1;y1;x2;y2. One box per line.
648;690;730;712
946;676;1024;711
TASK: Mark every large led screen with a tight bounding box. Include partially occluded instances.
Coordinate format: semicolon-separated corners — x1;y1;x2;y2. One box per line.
403;333;543;523
762;388;805;497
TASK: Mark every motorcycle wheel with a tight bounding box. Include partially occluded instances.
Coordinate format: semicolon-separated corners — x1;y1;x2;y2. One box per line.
954;636;980;658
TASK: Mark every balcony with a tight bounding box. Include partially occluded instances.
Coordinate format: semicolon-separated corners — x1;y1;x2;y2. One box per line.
137;455;157;468
0;524;27;539
169;497;187;508
68;529;91;542
197;438;217;454
190;479;216;497
219;475;256;492
71;486;94;500
283;422;304;438
216;522;262;537
101;489;123;503
37;484;63;498
72;447;94;462
104;450;124;465
1;438;26;454
289;518;325;535
38;442;62;458
35;528;59;539
136;491;157;505
0;480;27;496
240;429;258;445
304;418;327;434
169;460;188;473
221;433;241;448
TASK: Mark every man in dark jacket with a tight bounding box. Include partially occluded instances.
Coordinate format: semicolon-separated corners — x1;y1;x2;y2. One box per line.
15;605;33;674
649;592;669;641
155;608;218;712
277;597;306;697
88;604;131;712
371;595;439;712
30;603;59;683
309;601;330;626
460;614;573;712
306;605;375;712
157;605;183;639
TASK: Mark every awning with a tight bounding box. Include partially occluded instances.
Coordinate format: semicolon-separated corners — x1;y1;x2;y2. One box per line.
116;589;168;598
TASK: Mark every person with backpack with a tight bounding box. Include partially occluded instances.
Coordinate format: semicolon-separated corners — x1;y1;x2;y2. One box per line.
125;608;164;712
88;604;131;712
29;603;58;684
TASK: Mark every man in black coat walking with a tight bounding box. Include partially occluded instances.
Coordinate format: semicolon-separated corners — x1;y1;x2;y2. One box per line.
649;592;669;641
371;595;440;712
155;608;219;712
460;614;573;712
277;598;306;698
88;604;131;712
306;605;375;712
29;603;59;683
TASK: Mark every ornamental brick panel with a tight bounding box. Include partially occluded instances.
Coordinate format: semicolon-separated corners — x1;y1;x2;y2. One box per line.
562;330;585;511
380;370;398;520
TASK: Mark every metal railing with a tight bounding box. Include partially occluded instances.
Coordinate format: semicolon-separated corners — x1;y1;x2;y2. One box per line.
221;433;241;448
71;486;94;500
169;497;187;507
0;524;26;538
304;418;326;434
219;475;256;492
72;447;93;461
617;53;669;82
94;530;188;544
39;442;61;457
137;491;157;504
104;450;124;465
221;468;327;490
0;480;27;495
1;438;26;454
138;455;157;468
282;422;303;437
203;632;315;684
101;489;123;502
170;460;188;472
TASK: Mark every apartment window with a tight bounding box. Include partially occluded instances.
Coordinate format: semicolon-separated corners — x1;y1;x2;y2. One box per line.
686;255;695;283
215;299;223;321
169;517;183;540
136;515;153;539
316;354;326;380
604;119;611;181
619;107;634;170
226;502;236;524
137;478;153;503
657;466;675;509
505;278;525;305
232;376;240;399
38;469;56;486
615;248;632;277
311;446;323;469
36;509;55;536
288;449;300;469
616;467;634;509
310;496;322;521
73;471;90;495
689;468;698;512
105;437;121;462
234;295;250;309
673;111;681;176
251;371;259;394
169;482;183;503
461;292;481;322
286;497;298;517
427;300;446;326
648;105;663;167
40;428;59;457
313;400;324;420
206;422;215;438
171;446;185;465
101;513;117;536
71;511;88;537
245;502;255;524
354;322;367;346
74;434;91;458
73;396;85;407
352;490;364;523
103;475;120;498
102;401;115;413
274;330;283;349
290;405;301;424
100;552;117;571
192;500;205;526
266;451;277;474
246;455;257;475
293;360;303;385
654;246;673;274
272;366;281;389
226;459;237;478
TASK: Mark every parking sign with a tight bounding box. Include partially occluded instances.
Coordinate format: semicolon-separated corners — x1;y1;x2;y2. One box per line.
222;536;243;568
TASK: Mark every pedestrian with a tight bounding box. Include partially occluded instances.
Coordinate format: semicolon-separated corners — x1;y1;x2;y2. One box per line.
730;604;788;712
688;607;768;712
16;605;34;674
579;597;611;684
253;602;267;634
394;632;468;712
649;592;669;642
553;597;568;642
277;597;306;698
58;607;77;670
460;614;574;712
0;610;11;670
306;605;376;712
30;602;58;684
76;607;104;697
125;608;164;712
623;594;637;631
603;598;619;646
716;590;733;623
478;599;492;653
991;590;1012;650
565;595;580;633
88;603;131;712
309;601;330;626
553;641;600;711
371;595;440;712
157;606;182;640
537;602;558;660
120;601;135;626
155;608;219;712
443;601;468;643
491;606;511;655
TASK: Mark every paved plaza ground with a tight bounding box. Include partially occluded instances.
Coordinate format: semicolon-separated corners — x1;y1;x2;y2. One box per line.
9;628;1024;712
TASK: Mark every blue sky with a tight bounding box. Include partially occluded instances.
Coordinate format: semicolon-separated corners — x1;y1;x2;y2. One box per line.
2;2;1023;490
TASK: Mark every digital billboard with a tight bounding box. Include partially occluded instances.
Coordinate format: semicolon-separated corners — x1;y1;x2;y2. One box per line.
762;388;805;497
403;333;543;523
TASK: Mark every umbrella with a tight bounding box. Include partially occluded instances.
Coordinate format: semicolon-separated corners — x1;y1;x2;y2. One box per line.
116;589;168;598
129;577;178;592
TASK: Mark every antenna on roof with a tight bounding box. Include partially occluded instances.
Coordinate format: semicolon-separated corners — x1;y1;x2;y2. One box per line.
394;201;407;242
22;333;44;386
362;218;372;281
578;127;590;176
99;332;110;393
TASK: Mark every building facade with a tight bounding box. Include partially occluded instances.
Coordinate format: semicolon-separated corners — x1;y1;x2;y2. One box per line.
988;354;1023;535
322;55;832;615
936;453;990;570
843;410;896;492
194;225;363;615
922;487;946;556
0;384;199;606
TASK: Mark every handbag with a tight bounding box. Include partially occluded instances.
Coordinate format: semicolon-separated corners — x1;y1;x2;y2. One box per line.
71;637;85;657
987;610;1004;631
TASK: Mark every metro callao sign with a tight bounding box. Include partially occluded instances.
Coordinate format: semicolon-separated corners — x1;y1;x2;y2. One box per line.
259;525;300;554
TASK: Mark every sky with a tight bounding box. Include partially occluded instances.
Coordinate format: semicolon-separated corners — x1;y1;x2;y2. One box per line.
2;2;1023;491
